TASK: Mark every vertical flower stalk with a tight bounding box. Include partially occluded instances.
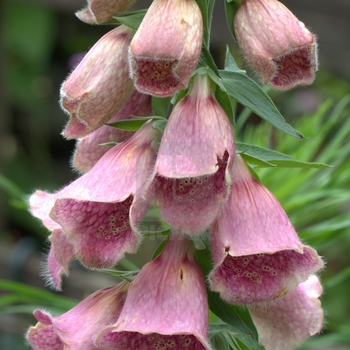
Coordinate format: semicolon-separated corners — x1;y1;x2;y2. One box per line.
96;232;212;350
129;0;203;96
209;155;323;304
146;74;235;235
234;0;318;90
60;25;135;138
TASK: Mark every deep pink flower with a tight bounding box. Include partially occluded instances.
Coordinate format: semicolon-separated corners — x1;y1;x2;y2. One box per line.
209;155;323;304
29;122;158;274
26;281;129;350
72;90;153;173
145;74;235;235
248;275;324;350
128;0;203;97
234;0;318;90
60;25;134;139
76;0;137;24
96;232;212;350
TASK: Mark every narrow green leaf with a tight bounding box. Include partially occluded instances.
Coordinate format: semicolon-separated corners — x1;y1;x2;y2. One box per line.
114;10;147;30
106;116;165;131
152;119;167;133
199;44;220;76
237;142;332;168
224;46;245;73
0;173;27;202
220;70;303;138
215;87;236;125
224;0;240;40
210;331;232;350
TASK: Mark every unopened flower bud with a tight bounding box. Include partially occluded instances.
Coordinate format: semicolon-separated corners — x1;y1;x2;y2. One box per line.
234;0;318;90
60;25;134;138
129;0;203;97
76;0;137;24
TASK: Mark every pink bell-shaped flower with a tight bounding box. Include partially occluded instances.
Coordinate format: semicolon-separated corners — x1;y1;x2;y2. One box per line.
128;0;203;97
29;122;158;273
96;232;212;350
76;0;137;24
26;281;129;350
72;90;153;173
60;25;134;139
209;155;323;304
248;275;324;350
146;74;235;235
234;0;318;90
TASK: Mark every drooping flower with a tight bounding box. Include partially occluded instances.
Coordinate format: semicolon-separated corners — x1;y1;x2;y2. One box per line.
234;0;318;90
26;281;129;350
60;25;134;139
248;275;324;350
128;0;203;97
209;155;323;304
145;74;235;235
76;0;137;24
29;122;158;273
72;90;153;173
96;232;212;350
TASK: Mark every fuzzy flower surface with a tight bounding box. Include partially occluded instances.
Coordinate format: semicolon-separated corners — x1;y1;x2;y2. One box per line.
60;25;134;138
146;74;235;235
234;0;318;90
26;281;129;350
96;233;212;350
209;155;323;304
129;0;203;96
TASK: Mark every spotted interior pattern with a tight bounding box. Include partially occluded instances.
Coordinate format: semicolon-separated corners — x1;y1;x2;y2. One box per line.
99;331;207;350
135;58;180;95
27;323;63;350
271;45;315;89
212;248;320;304
50;196;137;269
151;157;228;235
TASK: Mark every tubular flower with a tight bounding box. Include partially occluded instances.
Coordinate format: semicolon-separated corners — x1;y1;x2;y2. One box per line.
248;275;324;350
72;90;153;173
26;281;129;350
60;25;134;139
96;232;212;350
76;0;137;24
145;74;235;235
128;0;203;97
234;0;318;90
209;155;323;304
29;122;158;271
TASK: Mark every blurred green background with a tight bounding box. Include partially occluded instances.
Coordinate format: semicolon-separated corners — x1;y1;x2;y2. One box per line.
0;0;350;349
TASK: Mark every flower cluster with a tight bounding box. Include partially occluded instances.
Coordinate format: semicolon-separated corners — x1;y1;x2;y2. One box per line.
27;0;324;349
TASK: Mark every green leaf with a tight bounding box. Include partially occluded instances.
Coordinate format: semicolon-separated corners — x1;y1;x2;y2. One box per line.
220;70;303;138
224;0;241;40
236;142;332;168
215;87;236;125
152;119;167;133
199;44;220;76
114;10;147;30
106;116;165;131
152;96;172;118
210;331;231;350
0;173;27;202
224;46;245;73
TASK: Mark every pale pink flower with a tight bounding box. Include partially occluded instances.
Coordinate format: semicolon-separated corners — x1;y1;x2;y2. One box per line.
29;122;158;275
146;74;235;235
129;0;203;97
234;0;318;90
96;232;212;350
248;275;324;350
26;281;129;350
72;90;153;173
60;25;134;139
76;0;137;24
209;155;323;304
